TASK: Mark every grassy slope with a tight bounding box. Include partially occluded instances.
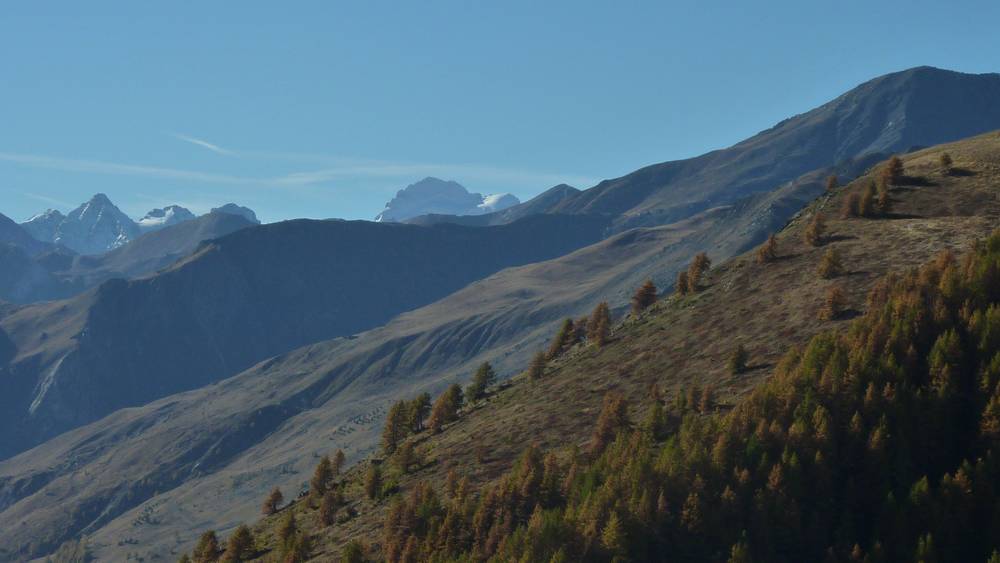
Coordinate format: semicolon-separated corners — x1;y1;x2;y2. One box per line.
243;131;1000;561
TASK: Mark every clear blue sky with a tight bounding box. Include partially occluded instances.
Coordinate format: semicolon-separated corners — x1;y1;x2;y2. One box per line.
2;1;998;223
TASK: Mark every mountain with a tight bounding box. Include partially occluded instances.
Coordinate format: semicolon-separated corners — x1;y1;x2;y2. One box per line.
21;193;140;255
211;203;261;224
5;67;1000;559
211;131;1000;562
406;183;582;227
0;212;49;256
137;205;196;232
417;67;1000;233
374;177;520;222
0;214;608;461
6;132;998;561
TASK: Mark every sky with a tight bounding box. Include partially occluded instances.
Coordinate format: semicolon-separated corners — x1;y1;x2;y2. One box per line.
2;1;999;224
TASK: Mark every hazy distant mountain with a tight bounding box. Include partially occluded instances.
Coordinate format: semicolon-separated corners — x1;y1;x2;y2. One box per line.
21;193;139;255
407;183;582;227
211;203;260;224
137;205;196;232
0;212;49;256
375;177;520;222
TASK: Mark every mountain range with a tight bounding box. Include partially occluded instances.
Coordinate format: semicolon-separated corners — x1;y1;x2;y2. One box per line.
2;66;1000;561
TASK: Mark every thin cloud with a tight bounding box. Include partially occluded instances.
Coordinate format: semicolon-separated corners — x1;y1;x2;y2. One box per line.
171;133;237;156
22;192;75;210
0;151;598;192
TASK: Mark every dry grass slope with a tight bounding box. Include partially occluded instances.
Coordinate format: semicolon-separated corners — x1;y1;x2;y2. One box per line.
238;131;1000;561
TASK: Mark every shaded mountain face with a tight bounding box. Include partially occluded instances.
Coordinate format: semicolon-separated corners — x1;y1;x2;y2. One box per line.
0;212;49;256
0;212;256;304
375;177;520;222
0;214;609;460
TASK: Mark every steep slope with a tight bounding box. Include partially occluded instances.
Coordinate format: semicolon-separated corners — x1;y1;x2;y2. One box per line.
0;212;49;256
0;214;609;461
5;132;998;561
235;132;1000;562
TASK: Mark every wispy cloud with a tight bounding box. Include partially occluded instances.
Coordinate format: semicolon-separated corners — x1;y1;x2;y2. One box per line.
171;133;237;156
0;150;599;193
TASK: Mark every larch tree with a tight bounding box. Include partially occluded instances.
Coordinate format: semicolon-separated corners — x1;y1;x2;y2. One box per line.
859;183;876;218
277;510;297;546
590;392;630;455
587;302;612;347
381;400;409;454
546;318;578;359
407;393;431;433
310;455;333;498
688;252;711;291
825;175;839;192
728;344;749;375
223;525;254;562
805;212;826;245
940;152;954;174
676;270;690;295
818;248;844;279
842;192;861;218
631;279;658;315
331;449;346;476
364;464;382;500
319;490;339;527
262;486;283;516
427;384;463;433
466;362;497;402
193;531;221;563
883;155;904;186
527;351;547;380
756;234;778;264
820;285;847;320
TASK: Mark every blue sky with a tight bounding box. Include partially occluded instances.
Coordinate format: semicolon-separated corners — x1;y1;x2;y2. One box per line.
2;1;999;223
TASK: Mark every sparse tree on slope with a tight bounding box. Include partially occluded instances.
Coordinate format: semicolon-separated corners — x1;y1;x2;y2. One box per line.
527;351;547;380
331;449;346;476
546;318;579;359
193;530;221;563
805;213;826;245
310;455;333;498
222;525;254;562
756;234;778;264
587;302;612;346
262;486;283;516
688;252;711;291
466;362;497;402
631;280;658;315
381;401;409;454
728;344;749;375
406;393;431;433
940;152;954;174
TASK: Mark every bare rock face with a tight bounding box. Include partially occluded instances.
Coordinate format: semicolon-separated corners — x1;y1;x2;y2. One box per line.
22;194;139;255
375;177;520;222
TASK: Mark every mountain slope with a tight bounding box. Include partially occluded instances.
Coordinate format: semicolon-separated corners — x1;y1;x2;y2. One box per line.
22;194;140;255
375;177;520;222
5;132;998;561
414;67;1000;233
0;214;609;461
236;131;1000;562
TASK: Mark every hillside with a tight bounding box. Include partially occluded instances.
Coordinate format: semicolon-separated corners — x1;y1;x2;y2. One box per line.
0;214;608;461
231;132;1000;561
413;67;1000;234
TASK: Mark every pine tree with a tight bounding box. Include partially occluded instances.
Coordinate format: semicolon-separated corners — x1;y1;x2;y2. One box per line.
631;279;658;314
222;525;254;562
940;152;954;174
406;393;431;433
319;490;339;527
755;234;778;264
364;464;382;500
466;362;498;402
587;302;612;346
381;401;409;454
262;486;283;516
688;252;712;291
817;248;843;279
527;351;547;380
728;344;749;375
193;531;221;563
804;213;825;246
546;318;578;359
310;455;333;498
825;175;838;192
676;270;690;295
